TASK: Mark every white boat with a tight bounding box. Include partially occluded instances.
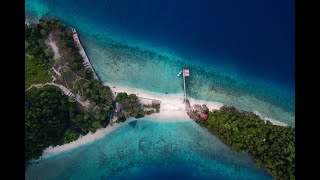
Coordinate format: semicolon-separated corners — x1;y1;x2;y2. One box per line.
177;71;182;77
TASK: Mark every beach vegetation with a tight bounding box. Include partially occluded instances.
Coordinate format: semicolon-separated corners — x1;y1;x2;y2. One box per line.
115;92;143;120
117;115;126;122
25;86;71;164
61;129;81;144
25;56;51;89
197;106;295;180
25;17;160;165
25;18;56;89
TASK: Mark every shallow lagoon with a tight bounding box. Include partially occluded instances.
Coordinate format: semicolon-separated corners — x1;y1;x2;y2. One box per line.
26;118;272;180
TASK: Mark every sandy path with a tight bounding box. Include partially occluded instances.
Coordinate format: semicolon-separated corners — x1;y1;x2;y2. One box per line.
51;67;61;76
25;82;90;108
46;33;61;60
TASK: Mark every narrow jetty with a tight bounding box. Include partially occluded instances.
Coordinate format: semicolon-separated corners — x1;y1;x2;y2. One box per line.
71;28;99;80
182;69;190;102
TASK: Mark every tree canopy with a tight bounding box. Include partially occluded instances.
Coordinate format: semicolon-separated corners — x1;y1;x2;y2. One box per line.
25;17;159;166
198;106;295;180
25;86;71;164
116;92;144;119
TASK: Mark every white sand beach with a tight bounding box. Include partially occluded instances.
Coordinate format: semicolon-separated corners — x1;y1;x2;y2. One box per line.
253;111;288;127
264;118;288;127
107;83;287;127
41;82;287;158
41;122;120;158
107;83;223;121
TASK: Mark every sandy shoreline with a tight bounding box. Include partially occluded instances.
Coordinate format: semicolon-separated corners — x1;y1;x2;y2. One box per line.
41;122;120;158
40;83;287;158
107;83;287;126
107;83;224;120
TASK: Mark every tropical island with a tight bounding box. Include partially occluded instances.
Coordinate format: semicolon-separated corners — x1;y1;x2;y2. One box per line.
25;17;294;180
25;17;160;164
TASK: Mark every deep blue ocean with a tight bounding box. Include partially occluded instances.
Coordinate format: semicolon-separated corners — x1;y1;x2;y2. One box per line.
25;0;294;179
26;0;295;88
25;0;295;125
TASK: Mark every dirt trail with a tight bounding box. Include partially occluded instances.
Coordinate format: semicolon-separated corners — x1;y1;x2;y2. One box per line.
26;82;90;108
45;33;61;60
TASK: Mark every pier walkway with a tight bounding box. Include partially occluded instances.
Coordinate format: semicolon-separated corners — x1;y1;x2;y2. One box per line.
71;28;99;80
182;69;190;102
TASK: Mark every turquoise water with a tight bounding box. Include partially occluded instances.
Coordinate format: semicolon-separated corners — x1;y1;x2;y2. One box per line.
25;118;272;180
83;36;294;126
25;0;295;126
25;1;294;178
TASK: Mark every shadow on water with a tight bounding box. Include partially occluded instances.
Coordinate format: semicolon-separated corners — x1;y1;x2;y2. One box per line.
128;120;138;128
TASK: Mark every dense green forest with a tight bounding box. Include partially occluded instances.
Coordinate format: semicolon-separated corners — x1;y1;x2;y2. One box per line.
25;86;71;164
115;92;160;122
197;106;295;180
75;79;114;133
25;17;159;165
115;92;143;121
25;18;114;164
25;18;54;89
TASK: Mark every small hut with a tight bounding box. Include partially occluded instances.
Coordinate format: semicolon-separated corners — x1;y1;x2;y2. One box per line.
193;104;202;113
152;100;161;105
200;113;208;120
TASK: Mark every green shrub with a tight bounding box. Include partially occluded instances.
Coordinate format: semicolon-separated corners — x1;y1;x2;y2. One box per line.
204;106;295;180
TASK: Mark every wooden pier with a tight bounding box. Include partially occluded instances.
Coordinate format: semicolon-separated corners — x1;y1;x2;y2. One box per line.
182;69;190;102
71;28;99;80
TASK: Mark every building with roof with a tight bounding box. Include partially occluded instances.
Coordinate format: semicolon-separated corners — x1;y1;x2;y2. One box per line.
200;113;208;120
152;100;161;105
